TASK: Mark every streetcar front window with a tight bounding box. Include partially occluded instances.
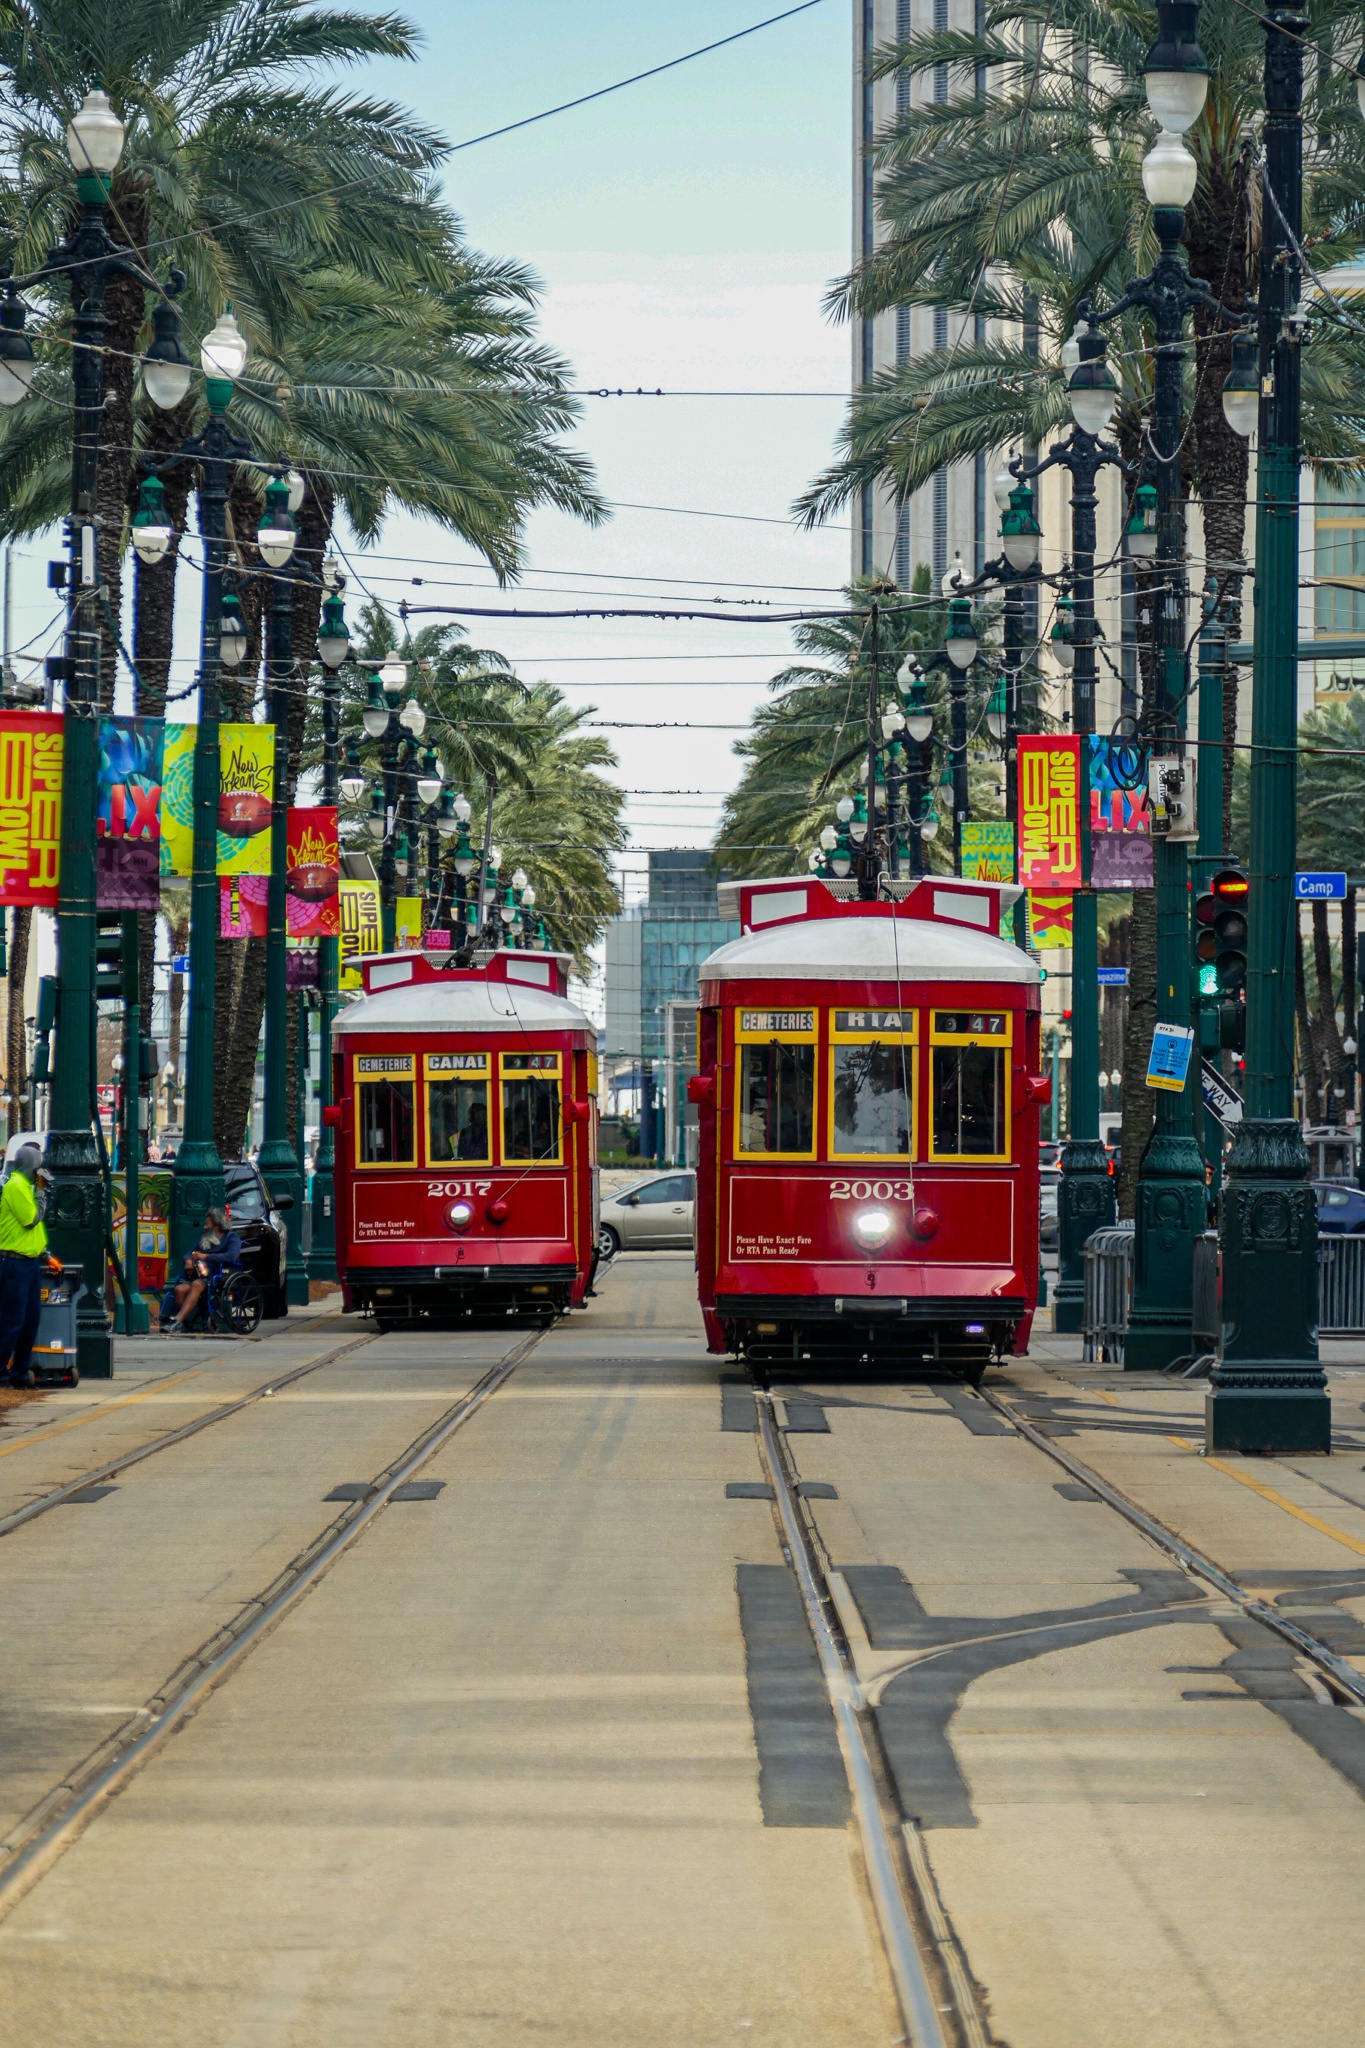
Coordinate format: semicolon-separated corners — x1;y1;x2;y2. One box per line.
832;1043;912;1157
739;1041;815;1155
932;1046;1004;1157
502;1054;562;1163
428;1079;490;1164
358;1080;415;1165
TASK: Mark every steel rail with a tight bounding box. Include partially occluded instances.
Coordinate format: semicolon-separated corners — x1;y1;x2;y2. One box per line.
0;1323;547;1922
978;1386;1365;1707
0;1329;375;1540
752;1391;953;2048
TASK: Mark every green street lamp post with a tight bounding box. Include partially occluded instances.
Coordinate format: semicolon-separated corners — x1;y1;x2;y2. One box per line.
310;574;350;1283
256;472;307;1305
4;92;190;1374
1085;1;1220;1367
1207;4;1328;1450
1016;339;1124;1328
165;309;252;1267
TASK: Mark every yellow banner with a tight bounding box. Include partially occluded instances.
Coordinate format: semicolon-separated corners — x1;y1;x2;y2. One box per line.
339;878;381;989
159;722;196;878
218;723;275;876
395;896;423;949
1028;890;1074;950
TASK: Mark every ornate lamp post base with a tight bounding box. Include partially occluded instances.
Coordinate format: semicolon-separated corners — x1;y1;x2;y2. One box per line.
46;1128;112;1377
1124;1130;1205;1370
1053;1137;1115;1332
1206;1118;1329;1452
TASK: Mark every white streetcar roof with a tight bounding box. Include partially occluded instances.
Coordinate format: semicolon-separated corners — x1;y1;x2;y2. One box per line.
699;914;1041;985
334;978;593;1035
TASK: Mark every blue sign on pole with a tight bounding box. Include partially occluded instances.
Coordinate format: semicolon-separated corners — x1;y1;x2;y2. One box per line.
1096;966;1129;986
171;954;190;975
1294;872;1347;900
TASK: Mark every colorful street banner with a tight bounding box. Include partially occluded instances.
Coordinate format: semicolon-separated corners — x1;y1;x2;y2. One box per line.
959;820;1015;882
218;723;275;876
394;896;423;950
97;716;163;909
339;877;381;988
159;723;196;878
0;711;63;905
286;945;319;990
1018;735;1081;890
220;875;267;937
286;807;339;937
1028;890;1074;950
1089;736;1153;888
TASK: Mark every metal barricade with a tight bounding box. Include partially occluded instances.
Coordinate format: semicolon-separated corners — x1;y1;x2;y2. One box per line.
1191;1231;1220;1356
1319;1232;1365;1336
1081;1222;1135;1363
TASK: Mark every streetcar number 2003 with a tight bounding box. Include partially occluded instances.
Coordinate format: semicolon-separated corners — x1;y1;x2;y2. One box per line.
428;1180;493;1198
829;1180;913;1201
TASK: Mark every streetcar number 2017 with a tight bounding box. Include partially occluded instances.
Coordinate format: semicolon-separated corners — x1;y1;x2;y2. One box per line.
829;1180;913;1201
428;1180;492;1197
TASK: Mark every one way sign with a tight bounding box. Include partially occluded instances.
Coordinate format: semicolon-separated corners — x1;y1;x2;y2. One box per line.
1201;1059;1243;1130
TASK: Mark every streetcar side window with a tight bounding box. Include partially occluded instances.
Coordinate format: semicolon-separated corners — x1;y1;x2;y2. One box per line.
738;1042;816;1156
425;1054;491;1165
357;1079;415;1165
502;1052;562;1164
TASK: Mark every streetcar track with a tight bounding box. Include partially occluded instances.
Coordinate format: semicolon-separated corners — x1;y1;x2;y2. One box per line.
0;1322;548;1923
979;1385;1365;1710
0;1329;376;1540
750;1379;982;2048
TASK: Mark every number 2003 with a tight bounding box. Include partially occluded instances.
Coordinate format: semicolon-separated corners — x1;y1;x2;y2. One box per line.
830;1179;913;1201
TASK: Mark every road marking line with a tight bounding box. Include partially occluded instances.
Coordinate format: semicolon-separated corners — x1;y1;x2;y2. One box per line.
1168;1434;1365;1557
0;1372;204;1461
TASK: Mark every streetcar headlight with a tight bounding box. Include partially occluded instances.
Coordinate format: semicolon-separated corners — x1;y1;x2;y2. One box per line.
852;1208;893;1249
446;1200;473;1231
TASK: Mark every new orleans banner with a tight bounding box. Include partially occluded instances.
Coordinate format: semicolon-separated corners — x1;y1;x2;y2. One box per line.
286;807;339;937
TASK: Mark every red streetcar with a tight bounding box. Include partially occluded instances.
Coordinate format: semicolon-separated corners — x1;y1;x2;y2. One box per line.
329;947;598;1326
689;875;1049;1377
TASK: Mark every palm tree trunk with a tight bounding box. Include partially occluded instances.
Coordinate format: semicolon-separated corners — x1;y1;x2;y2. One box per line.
1312;899;1346;1113
94;189;150;714
1296;917;1322;1123
6;906;29;1128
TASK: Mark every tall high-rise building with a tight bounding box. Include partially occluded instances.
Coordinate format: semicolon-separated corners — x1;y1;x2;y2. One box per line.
854;0;993;589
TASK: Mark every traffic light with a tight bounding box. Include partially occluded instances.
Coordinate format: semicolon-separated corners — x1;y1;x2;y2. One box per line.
96;915;124;1002
1211;867;1249;991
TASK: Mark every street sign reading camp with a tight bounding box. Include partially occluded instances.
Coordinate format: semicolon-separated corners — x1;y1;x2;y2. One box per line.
1295;872;1347;900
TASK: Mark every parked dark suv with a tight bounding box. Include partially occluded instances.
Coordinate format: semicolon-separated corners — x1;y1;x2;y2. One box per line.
224;1161;292;1318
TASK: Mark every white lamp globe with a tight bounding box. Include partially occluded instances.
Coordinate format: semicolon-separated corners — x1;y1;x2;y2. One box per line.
66;90;125;177
200;309;248;383
1142;130;1199;210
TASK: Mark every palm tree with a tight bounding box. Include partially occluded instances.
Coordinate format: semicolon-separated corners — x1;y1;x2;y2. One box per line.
0;0;453;701
797;0;1365;840
713;571;1018;877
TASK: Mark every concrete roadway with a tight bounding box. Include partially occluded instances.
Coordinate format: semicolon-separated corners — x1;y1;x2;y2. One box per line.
1;1261;1365;2044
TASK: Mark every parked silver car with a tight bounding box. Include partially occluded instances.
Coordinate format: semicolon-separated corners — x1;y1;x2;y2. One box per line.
598;1172;695;1257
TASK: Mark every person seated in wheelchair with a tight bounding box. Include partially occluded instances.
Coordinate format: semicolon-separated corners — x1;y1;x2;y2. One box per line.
161;1208;243;1334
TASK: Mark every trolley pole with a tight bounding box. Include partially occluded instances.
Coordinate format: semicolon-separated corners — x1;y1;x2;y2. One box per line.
1207;5;1327;1449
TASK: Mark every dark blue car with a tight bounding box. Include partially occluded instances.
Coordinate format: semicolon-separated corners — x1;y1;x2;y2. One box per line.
1314;1181;1365;1234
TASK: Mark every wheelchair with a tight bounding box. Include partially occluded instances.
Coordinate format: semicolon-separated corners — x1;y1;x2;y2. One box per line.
161;1259;264;1338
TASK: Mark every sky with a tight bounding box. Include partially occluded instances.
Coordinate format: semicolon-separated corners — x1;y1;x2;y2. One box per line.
9;0;855;917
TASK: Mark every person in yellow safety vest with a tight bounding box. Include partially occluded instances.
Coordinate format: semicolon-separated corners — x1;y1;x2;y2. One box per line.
0;1142;49;1389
